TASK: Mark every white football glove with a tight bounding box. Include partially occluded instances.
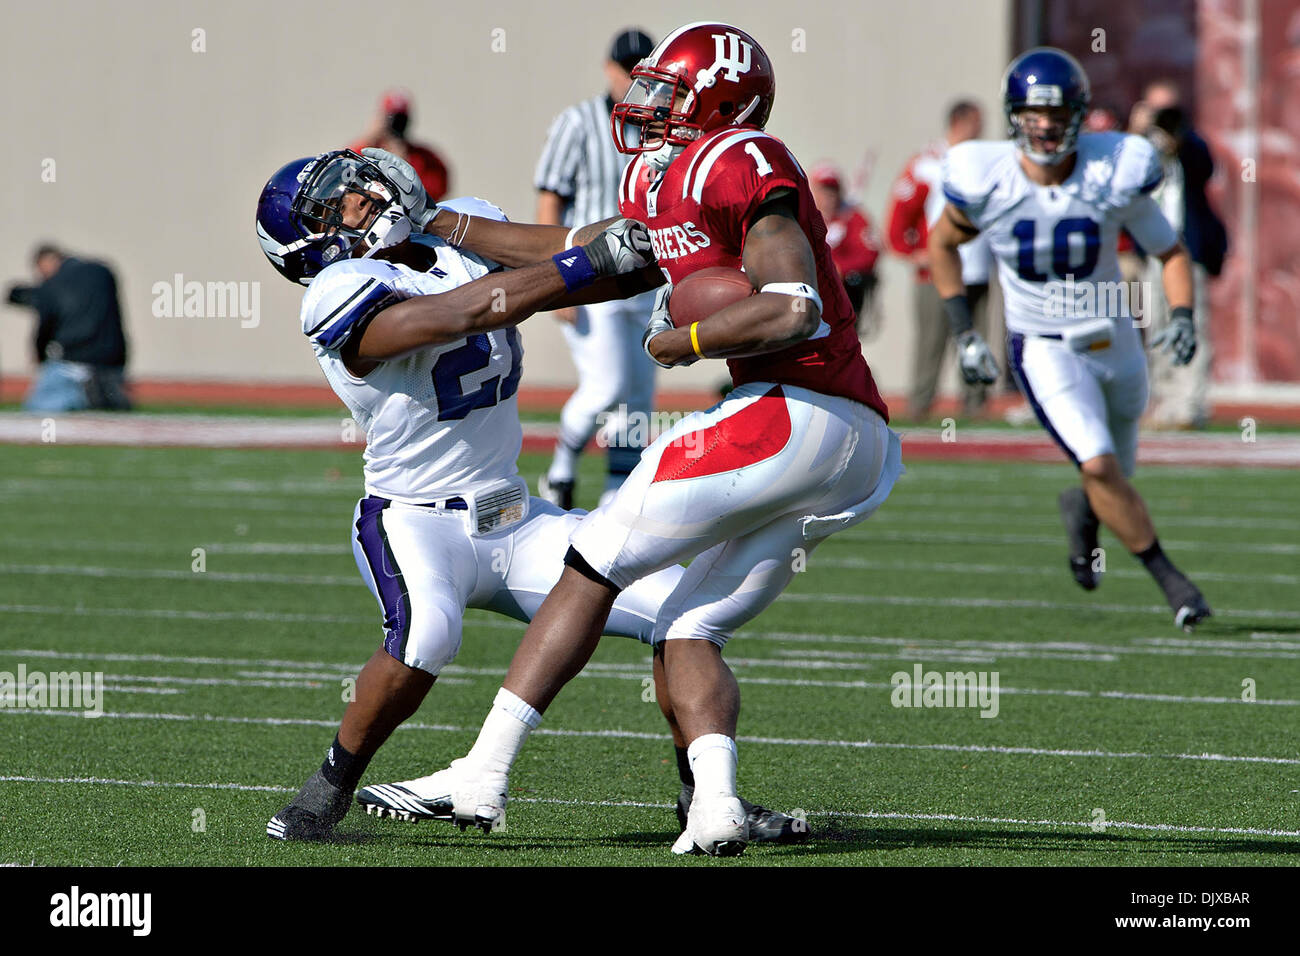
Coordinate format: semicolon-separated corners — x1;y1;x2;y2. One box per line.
360;147;438;231
956;330;1000;385
642;284;687;368
582;218;654;277
1150;314;1197;366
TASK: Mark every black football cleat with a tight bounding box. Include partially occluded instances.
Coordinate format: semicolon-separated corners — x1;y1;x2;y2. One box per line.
1058;486;1101;591
356;780;454;824
677;785;810;845
1171;589;1213;633
267;770;352;842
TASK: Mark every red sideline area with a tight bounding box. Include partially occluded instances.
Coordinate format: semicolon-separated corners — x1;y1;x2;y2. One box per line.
4;376;1300;426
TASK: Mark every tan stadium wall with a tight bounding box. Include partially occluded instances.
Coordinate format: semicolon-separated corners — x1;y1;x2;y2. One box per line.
0;0;1011;397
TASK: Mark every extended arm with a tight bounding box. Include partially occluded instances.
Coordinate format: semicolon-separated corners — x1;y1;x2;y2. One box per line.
343;258;569;374
343;221;658;374
423;208;623;268
646;192;821;366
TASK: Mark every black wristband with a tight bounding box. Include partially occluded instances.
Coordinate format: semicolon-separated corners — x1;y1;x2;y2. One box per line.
1171;306;1194;322
942;294;974;336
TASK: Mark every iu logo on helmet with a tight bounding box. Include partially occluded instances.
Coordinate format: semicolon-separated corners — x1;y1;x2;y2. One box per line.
702;31;752;86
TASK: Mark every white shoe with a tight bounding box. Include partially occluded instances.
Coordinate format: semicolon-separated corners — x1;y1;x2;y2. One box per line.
357;758;507;833
671;794;749;857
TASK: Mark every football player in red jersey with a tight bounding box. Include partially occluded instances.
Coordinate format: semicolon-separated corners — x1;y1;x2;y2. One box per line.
364;22;903;856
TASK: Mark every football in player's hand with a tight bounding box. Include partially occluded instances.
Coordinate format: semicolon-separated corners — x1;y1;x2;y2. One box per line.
667;267;755;328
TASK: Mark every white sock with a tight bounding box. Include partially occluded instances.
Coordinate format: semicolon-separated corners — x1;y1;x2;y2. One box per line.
548;441;579;484
687;734;738;800
465;688;542;775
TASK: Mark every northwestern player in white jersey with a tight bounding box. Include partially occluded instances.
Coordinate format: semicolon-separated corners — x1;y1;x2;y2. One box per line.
254;149;801;842
928;48;1211;630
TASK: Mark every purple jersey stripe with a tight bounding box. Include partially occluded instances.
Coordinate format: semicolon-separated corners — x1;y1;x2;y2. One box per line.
354;495;412;661
1008;333;1082;468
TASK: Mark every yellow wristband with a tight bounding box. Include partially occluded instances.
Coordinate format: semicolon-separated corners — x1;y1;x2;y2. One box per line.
689;322;705;359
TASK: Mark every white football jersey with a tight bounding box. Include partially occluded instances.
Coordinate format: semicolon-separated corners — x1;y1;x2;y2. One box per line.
301;199;525;504
943;132;1178;335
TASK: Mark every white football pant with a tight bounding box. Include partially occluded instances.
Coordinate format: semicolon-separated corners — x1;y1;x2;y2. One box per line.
1007;320;1149;476
569;382;902;647
352;494;683;674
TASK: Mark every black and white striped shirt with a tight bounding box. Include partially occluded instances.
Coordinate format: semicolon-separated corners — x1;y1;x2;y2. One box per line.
534;94;631;228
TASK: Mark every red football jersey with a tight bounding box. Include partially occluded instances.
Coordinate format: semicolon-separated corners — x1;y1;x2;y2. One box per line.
620;126;888;420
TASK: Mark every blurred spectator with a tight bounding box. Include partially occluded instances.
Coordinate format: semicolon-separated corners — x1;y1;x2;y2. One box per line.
350;89;450;202
1130;79;1228;428
532;28;658;510
1085;105;1121;132
887;100;996;419
6;244;131;411
810;162;881;334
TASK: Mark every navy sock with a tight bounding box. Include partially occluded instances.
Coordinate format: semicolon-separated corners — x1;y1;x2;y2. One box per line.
319;734;370;793
1134;539;1187;596
675;746;694;788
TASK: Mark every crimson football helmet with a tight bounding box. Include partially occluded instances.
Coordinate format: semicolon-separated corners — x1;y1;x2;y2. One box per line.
612;21;775;170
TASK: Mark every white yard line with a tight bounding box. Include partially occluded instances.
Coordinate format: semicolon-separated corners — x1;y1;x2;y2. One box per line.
777;592;1300;620
2;592;1295;626
1;774;1294;839
831;527;1300;555
5;660;1282;706
2;707;1296;765
4;529;1297;556
3;557;1290;588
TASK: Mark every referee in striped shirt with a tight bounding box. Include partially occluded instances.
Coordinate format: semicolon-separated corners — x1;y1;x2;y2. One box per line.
535;28;656;511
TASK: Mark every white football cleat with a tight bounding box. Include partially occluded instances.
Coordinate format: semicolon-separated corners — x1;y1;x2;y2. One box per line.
357;759;507;834
671;794;749;857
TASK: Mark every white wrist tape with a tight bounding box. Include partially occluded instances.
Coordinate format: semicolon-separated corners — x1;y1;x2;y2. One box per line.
760;282;823;314
564;225;582;249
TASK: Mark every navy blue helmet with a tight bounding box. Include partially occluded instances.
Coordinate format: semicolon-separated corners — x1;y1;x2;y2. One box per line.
1001;47;1090;165
256;150;410;285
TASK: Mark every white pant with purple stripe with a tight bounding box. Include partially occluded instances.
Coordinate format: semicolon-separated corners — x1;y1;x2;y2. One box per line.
1008;321;1149;476
351;494;683;675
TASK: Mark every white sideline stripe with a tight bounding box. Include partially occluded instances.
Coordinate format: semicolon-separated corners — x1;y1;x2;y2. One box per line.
769;634;1300;661
3;656;1286;706
888;490;1300;517
0;564;360;587
7;557;1290;589
9;526;1300;557
4;707;1297;765
3;775;1294;839
871;509;1300;533
3;595;1295;626
776;592;1300;621
811;808;1300;839
832;527;1300;555
811;556;1299;586
0;605;373;624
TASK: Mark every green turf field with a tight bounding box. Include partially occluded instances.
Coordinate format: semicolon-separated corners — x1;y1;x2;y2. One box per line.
1;444;1297;866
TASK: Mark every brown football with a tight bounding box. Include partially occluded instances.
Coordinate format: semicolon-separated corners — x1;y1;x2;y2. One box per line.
667;267;755;328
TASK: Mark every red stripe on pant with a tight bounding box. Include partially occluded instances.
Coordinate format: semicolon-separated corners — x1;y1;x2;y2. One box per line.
652;385;792;483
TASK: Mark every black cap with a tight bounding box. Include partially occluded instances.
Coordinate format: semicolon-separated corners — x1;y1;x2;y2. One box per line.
610;28;654;72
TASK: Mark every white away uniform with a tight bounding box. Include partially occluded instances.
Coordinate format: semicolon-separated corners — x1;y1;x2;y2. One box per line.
943;132;1178;474
301;199;682;674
